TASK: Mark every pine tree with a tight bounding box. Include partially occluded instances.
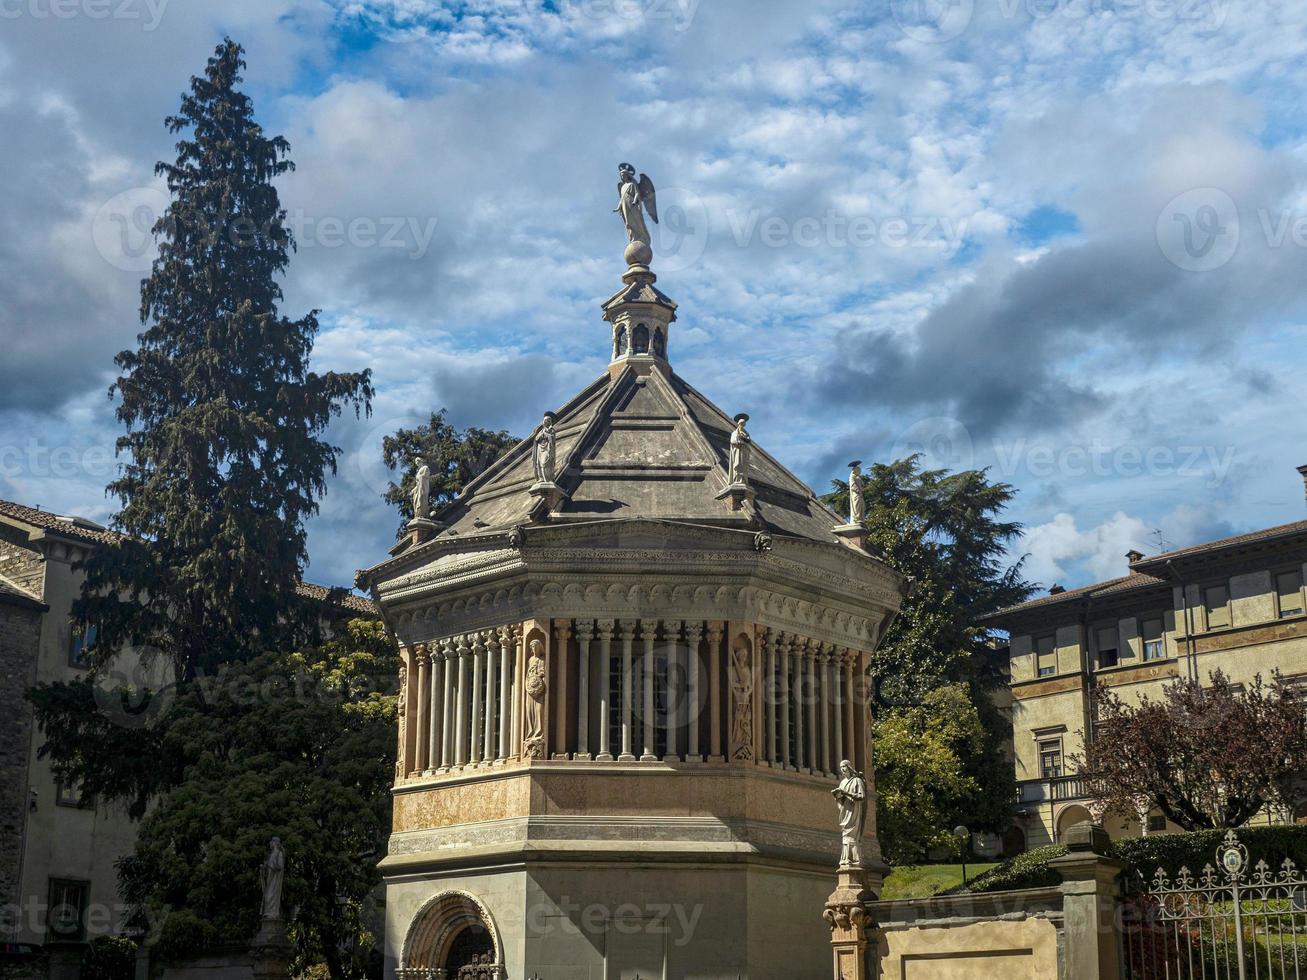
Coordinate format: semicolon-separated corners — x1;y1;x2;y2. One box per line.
81;38;372;678
30;39;372;814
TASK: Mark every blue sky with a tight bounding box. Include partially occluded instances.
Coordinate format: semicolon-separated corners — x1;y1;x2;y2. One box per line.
3;0;1307;594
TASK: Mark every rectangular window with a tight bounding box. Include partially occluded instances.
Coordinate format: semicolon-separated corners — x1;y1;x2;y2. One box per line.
1096;626;1119;669
1205;585;1230;630
1035;635;1056;677
1142;618;1165;661
1038;739;1063;779
46;879;88;940
1278;570;1304;619
1147;815;1167;833
55;781;90;809
68;624;97;669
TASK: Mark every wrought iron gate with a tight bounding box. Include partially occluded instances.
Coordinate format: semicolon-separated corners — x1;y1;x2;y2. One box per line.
1121;830;1307;979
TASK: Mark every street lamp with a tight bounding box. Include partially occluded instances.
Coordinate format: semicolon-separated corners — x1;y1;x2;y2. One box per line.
953;825;971;886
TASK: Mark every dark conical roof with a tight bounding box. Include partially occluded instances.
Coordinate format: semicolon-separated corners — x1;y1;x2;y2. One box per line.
425;363;846;546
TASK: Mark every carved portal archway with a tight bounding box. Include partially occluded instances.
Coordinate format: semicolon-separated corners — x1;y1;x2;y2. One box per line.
399;890;503;980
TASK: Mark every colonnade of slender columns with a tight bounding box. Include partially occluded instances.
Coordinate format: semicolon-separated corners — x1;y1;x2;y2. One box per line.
398;620;860;780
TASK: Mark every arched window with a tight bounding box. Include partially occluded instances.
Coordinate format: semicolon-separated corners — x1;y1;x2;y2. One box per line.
614;325;627;357
652;327;666;359
632;323;650;354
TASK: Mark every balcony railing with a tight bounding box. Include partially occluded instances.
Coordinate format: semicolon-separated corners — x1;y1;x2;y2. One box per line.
1014;774;1089;805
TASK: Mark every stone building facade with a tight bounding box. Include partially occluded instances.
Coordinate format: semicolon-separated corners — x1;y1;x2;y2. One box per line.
359;256;903;978
982;491;1307;852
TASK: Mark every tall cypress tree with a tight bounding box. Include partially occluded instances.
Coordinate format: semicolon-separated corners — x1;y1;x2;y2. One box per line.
82;38;372;677
31;40;372;813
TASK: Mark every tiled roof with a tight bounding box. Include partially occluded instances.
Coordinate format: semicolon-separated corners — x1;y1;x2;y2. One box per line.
1131;519;1307;571
978;571;1169;623
0;497;375;615
0;572;45;611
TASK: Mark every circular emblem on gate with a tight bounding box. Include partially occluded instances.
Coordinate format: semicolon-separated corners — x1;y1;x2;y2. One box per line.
1217;831;1247;878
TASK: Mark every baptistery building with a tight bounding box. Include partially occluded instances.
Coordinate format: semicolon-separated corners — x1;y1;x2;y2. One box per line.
358;173;903;979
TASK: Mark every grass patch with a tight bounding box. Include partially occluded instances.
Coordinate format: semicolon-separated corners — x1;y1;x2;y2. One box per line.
881;862;999;900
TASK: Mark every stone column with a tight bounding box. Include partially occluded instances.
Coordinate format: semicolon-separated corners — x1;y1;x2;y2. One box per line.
805;640;819;773
511;625;524;756
455;634;471;766
832;649;845;767
824;867;874;980
764;629;778;766
428;645;443;773
707;622;723;761
619;619;637;761
1049;822;1124;980
440;639;456;770
482;629;497;766
663;620;682;762
553;620;573;758
576;620;594;760
470;633;485;766
497;627;513;761
398;654;413;779
596;620;615;761
685;621;703;762
794;638;808;773
780;633;793;770
414;644;431;773
641;620;657;761
842;653;856;765
820;646;833;776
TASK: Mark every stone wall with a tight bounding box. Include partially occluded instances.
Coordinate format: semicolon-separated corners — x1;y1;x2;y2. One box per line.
0;599;42;939
0;528;43;597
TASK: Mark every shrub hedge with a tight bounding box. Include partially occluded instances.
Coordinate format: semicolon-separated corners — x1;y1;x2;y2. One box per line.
953;825;1307;896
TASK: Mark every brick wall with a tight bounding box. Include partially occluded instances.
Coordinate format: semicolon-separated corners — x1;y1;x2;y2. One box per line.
0;600;42;939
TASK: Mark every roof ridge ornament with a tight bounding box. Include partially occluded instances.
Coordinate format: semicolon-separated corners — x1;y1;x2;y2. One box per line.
833;460;868;552
604;163;678;374
716;413;755;514
616;162;657;272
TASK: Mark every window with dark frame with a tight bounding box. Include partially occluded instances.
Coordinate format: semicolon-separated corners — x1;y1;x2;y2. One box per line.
46;879;88;939
1277;570;1304;619
1095;625;1119;669
55;781;91;809
1038;738;1062;779
1147;815;1167;833
68;623;97;669
1142;617;1165;661
1035;634;1056;677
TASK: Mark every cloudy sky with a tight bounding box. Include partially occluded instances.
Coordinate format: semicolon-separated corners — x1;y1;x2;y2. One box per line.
3;0;1306;594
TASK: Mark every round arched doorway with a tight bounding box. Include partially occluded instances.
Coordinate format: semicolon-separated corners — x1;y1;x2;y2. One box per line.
400;890;503;980
1055;803;1093;842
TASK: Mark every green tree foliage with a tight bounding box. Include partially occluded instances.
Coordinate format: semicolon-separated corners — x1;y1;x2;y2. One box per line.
118;619;397;980
874;685;988;863
1078;671;1307;831
824;455;1034;861
77;37;373;678
381;409;517;533
29;39;372;815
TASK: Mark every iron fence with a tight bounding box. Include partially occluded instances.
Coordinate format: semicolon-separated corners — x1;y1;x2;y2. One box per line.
1121;830;1307;979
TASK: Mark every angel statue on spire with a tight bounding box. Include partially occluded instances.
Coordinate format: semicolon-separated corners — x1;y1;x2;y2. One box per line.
615;163;658;267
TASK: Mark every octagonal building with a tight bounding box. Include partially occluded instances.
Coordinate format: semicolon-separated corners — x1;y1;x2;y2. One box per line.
359;234;903;980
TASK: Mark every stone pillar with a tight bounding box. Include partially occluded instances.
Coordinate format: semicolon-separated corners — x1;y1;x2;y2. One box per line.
707;622;723;761
619;619;637;761
455;634;471;766
824;868;874;980
482;629;497;766
764;629;778;766
397;656;411;779
440;639;456;769
833;650;845;766
780;633;793;770
553;620;573;758
802;639;815;773
685;620;703;761
497;627;513;761
842;653;856;765
576;619;594;760
414;645;431;773
663;620;682;762
596;620;615;761
820;646;833;776
470;634;485;766
641;620;657;761
511;625;524;756
427;646;443;773
1049;822;1124;980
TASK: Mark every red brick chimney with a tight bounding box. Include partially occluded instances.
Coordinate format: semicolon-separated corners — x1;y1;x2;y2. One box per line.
1126;549;1144;567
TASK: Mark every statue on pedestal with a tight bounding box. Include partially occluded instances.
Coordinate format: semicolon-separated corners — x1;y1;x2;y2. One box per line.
410;457;431;522
847;461;866;526
260;838;285;920
533;413;557;486
615;163;658;267
523;639;547;758
832;760;867;868
728;414;752;486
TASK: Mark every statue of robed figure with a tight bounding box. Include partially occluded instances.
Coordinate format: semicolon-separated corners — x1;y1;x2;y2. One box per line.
615;163;658;266
832;760;868;868
533;413;557;485
728;414;752;486
260;837;286;920
410;457;431;521
847;461;866;526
